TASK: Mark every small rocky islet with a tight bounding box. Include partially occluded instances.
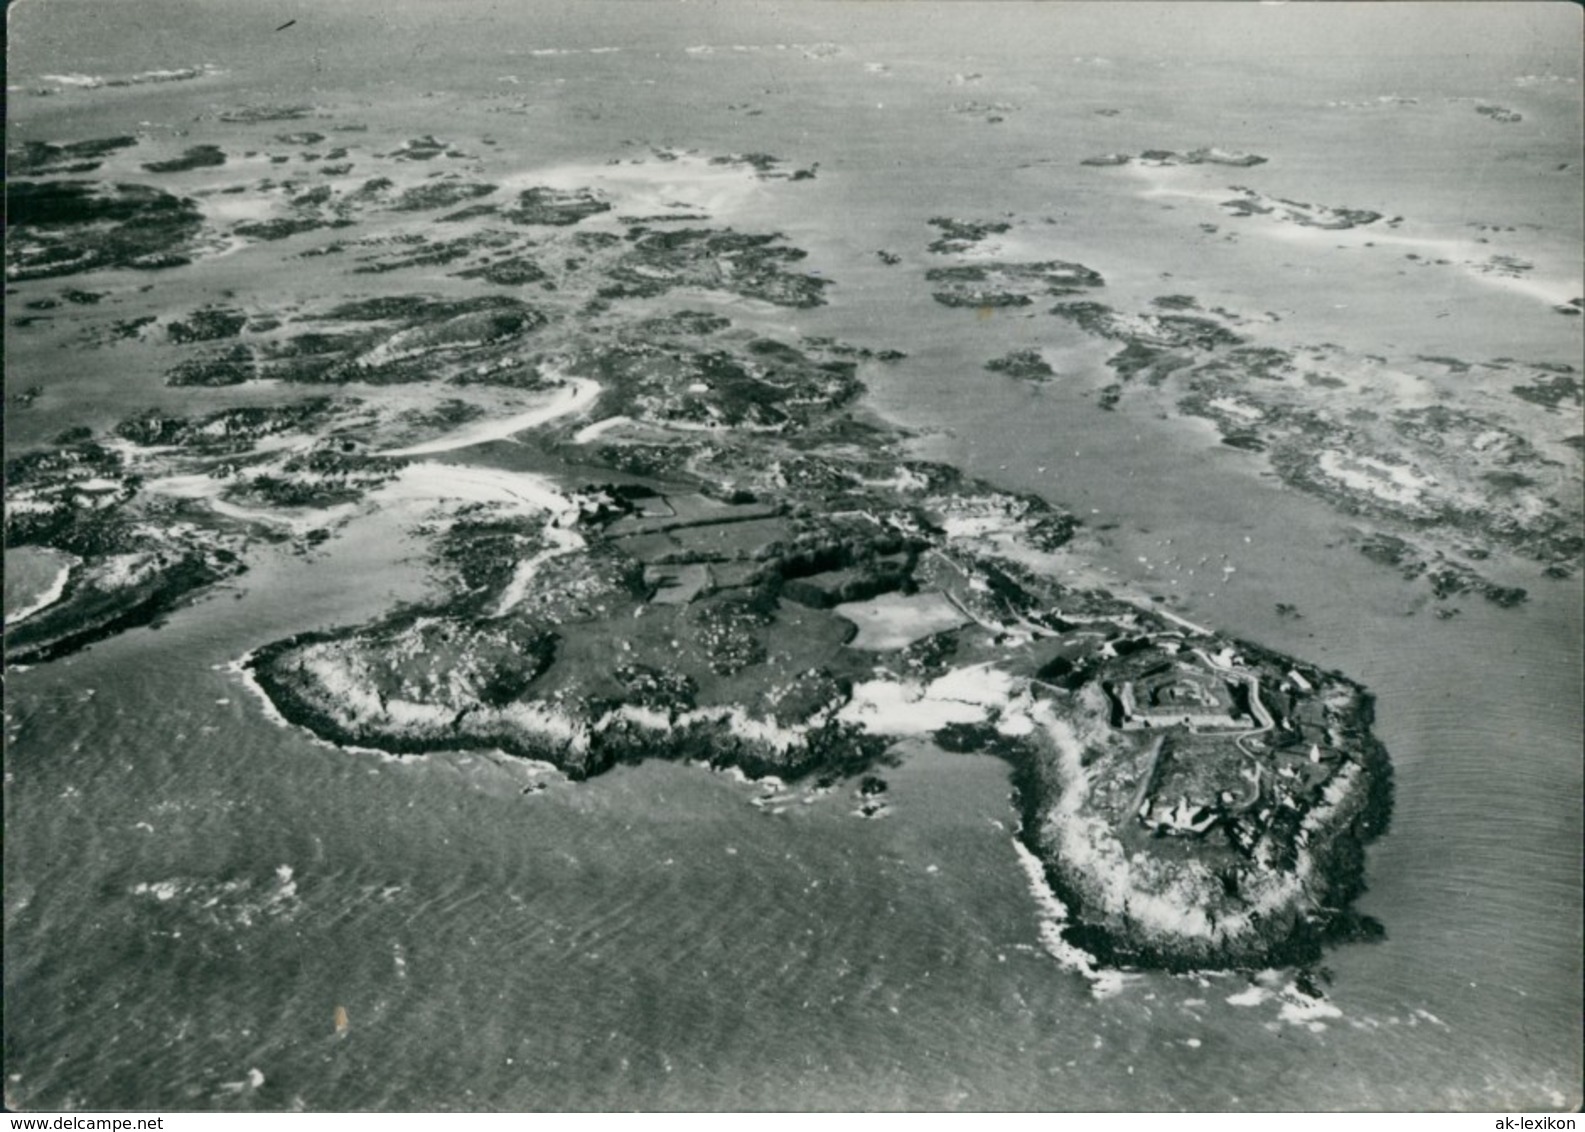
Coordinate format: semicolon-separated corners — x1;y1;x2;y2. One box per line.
24;120;1575;977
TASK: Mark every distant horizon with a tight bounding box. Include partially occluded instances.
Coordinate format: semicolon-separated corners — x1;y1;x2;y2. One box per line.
8;0;1582;75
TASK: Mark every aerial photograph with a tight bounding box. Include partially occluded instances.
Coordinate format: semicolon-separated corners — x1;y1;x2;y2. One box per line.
3;0;1581;1114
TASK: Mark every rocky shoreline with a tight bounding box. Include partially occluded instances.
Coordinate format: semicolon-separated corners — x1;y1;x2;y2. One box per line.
1009;675;1392;972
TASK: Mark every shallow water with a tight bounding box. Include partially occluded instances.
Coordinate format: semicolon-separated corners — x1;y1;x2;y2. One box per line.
5;0;1581;1111
3;546;74;621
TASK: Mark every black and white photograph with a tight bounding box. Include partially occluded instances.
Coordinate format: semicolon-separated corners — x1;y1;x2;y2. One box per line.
4;0;1581;1114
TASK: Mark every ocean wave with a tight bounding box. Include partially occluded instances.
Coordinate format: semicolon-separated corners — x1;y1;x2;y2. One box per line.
129;863;300;931
1224;969;1346;1031
1010;837;1134;999
41;64;222;91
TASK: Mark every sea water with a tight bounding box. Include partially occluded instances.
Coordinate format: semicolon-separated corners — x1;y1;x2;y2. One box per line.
5;0;1580;1110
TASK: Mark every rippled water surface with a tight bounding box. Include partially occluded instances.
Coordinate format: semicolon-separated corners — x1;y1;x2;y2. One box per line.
5;0;1581;1111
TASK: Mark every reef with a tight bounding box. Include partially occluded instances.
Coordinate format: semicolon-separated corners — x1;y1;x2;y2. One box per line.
386;135;467;161
2;436;250;664
389;181;499;212
985;349;1056;382
927;217;1011;254
6;181;205;279
1475;104;1522;124
911;243;1582;602
1081;148;1267;168
216;105;318;123
1178;371;1580;588
166;306;247;344
928;261;1104;307
1512;369;1583;411
8;135;139;176
1219;187;1381;229
142;144;226;173
708;153;819;181
507;187;613;226
152;294;551;387
598;227;829;307
949;100;1017;123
